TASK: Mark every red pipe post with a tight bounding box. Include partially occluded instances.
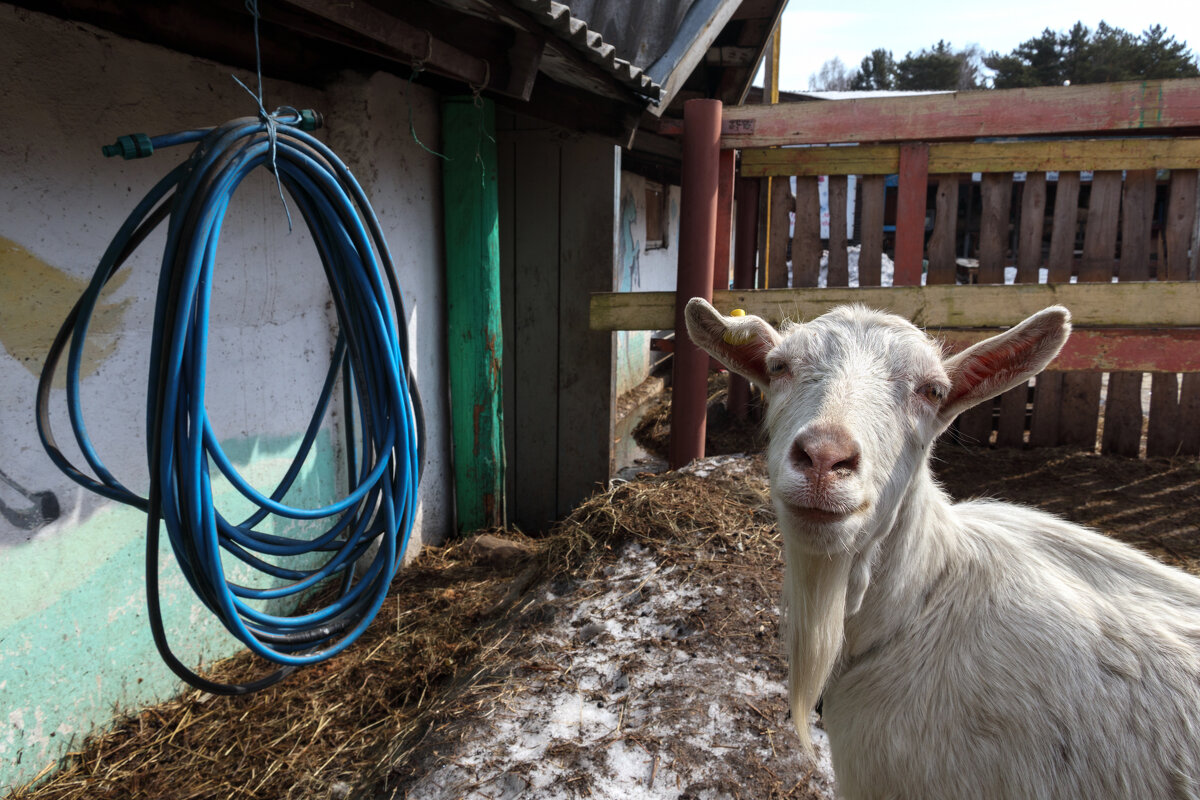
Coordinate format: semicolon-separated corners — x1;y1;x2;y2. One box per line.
713;149;735;292
727;174;760;420
669;99;722;470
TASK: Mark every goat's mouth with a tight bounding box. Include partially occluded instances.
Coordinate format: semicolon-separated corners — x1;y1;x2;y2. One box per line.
779;499;869;524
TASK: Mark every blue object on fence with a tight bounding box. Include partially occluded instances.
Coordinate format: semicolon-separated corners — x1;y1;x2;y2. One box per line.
37;110;424;695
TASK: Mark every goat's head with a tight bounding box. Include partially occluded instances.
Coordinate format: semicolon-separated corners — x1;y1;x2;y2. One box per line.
687;299;1070;753
686;299;1071;556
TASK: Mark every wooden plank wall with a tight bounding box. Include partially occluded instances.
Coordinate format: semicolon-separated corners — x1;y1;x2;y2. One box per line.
775;166;1200;457
497;113;619;531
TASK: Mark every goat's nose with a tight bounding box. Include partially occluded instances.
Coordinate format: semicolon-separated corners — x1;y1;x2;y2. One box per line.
791;425;861;477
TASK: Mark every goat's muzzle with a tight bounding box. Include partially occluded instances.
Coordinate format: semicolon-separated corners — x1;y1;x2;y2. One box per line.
779;422;864;521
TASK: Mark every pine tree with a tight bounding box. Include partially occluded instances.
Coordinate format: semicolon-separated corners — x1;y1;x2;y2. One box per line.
850;49;896;90
986;21;1198;88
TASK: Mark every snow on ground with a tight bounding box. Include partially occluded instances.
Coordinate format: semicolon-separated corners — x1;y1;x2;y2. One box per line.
398;537;837;799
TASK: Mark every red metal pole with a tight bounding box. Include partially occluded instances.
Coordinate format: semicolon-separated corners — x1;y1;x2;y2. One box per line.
713;149;735;292
670;99;722;470
728;174;760;420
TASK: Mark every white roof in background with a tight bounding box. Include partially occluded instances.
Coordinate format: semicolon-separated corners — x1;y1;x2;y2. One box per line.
792;90;955;100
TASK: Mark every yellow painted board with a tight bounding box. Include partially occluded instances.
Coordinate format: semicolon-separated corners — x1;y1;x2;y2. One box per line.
740;138;1200;178
741;144;899;177
929;138;1200;174
589;282;1200;331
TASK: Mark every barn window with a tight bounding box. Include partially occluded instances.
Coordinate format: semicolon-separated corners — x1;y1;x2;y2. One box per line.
645;182;668;250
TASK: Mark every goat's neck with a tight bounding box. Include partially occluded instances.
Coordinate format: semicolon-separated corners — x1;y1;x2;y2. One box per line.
840;460;958;660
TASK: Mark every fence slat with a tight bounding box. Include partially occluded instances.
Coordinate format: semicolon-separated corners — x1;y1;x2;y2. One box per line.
895;144;929;285
827;175;850;286
1061;171;1122;448
1165;170;1198;280
1102;372;1144;456
1047;172;1081;282
964;172;1016;444
1017;172;1047;283
1162;172;1199;460
978;173;1013;284
1080;171;1123;279
1029;373;1064;446
1119;169;1156;281
859;175;885;287
1032;171;1081;446
1103;170;1156;455
794;176;822;287
1181;374;1200;456
996;174;1047;447
926;175;959;284
1146;372;1181;457
766;176;792;287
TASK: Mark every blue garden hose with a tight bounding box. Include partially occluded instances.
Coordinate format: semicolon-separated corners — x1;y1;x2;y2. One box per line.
37;109;424;694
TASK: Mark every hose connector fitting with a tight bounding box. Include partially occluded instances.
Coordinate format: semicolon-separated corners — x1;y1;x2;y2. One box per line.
298;109;323;131
102;133;154;160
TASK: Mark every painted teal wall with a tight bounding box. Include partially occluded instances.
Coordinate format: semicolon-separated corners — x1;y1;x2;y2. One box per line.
0;433;337;779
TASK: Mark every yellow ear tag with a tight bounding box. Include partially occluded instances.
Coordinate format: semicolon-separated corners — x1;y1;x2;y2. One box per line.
723;308;755;345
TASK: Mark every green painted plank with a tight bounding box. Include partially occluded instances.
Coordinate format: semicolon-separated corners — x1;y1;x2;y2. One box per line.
442;96;505;532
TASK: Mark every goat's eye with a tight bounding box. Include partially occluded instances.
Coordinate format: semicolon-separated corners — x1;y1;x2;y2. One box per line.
918;382;948;404
766;359;789;379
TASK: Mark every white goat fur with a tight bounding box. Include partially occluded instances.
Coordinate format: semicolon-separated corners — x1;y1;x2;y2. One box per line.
685;299;1200;799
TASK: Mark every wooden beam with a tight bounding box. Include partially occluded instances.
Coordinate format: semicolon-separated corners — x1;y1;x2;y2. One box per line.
706;46;760;66
929;137;1200;174
279;0;491;88
717;79;1200;148
740;137;1200;177
589;281;1200;331
938;329;1200;373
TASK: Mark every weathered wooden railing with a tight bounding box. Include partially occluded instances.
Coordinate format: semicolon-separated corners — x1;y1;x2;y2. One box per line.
593;79;1200;463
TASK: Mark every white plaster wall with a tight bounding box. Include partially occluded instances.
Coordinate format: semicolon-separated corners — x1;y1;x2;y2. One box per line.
615;171;681;397
323;70;452;552
0;6;450;790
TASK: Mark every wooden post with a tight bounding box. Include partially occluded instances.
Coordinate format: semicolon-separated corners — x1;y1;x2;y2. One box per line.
670;99;722;470
442;96;505;531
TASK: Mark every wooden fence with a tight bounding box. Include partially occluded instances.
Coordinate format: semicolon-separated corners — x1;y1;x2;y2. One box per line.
596;79;1200;459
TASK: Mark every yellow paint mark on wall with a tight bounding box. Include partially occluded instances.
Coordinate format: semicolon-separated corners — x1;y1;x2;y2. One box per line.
0;236;132;383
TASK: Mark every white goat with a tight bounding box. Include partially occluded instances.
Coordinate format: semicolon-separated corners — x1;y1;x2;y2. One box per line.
686;299;1200;799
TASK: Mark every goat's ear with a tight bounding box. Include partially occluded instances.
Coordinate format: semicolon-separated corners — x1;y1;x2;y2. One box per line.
685;297;781;390
938;305;1071;427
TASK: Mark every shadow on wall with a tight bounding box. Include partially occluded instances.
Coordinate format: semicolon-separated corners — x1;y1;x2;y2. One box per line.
0;467;60;531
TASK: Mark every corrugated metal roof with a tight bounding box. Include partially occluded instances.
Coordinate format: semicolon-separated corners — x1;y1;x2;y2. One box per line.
509;0;664;102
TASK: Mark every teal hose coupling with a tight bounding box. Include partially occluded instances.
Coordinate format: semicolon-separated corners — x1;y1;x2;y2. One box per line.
102;133;154;160
298;109;323;131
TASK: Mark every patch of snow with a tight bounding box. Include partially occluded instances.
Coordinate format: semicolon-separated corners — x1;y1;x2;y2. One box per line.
815;244;898;288
400;542;838;800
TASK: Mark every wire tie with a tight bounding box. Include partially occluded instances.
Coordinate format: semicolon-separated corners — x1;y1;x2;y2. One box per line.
235;0;294;231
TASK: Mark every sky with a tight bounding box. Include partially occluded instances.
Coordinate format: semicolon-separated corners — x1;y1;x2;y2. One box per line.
762;0;1200;91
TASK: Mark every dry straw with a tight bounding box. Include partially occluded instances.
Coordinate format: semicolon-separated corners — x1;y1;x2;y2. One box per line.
11;458;777;800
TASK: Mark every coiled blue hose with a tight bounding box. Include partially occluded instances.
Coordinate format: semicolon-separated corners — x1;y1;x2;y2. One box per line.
37;110;424;694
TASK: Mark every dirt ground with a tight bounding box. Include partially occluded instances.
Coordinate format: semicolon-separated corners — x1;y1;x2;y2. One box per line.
12;381;1200;800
